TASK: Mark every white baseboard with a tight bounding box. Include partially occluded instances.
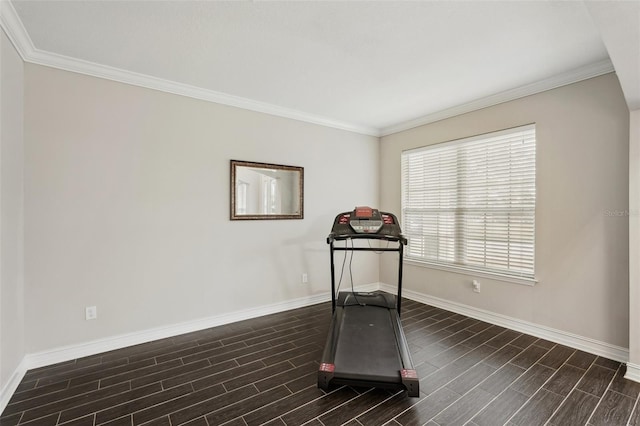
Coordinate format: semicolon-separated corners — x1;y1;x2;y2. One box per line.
381;283;630;363
625;363;640;383
0;357;29;413
0;283;380;413
24;288;350;370
1;281;630;412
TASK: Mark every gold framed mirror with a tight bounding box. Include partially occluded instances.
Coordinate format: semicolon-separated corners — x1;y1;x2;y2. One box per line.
230;160;304;220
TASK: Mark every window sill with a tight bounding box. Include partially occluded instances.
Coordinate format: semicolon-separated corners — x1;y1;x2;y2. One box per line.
403;259;538;287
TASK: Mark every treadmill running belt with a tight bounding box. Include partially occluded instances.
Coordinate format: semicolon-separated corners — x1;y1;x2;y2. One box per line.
333;304;403;382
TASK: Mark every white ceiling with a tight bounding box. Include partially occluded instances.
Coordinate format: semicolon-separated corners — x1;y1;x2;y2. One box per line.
3;1;638;136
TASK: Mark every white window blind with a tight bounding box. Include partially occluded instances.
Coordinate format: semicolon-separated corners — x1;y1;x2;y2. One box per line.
401;124;536;280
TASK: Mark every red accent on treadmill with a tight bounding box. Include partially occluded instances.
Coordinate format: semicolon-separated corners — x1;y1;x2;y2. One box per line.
400;369;418;379
381;214;394;224
319;363;335;373
338;214;350;224
355;206;374;218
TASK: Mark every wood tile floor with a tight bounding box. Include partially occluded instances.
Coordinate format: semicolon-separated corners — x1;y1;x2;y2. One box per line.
2;297;640;426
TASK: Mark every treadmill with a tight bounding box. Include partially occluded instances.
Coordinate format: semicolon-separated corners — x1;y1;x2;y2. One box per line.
318;207;419;397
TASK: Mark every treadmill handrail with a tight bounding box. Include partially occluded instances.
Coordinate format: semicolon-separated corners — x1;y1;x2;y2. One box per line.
327;232;408;245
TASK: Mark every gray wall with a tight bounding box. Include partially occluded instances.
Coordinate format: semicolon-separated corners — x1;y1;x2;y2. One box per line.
380;73;630;348
2;51;633;393
23;64;379;353
0;29;25;393
629;109;640;370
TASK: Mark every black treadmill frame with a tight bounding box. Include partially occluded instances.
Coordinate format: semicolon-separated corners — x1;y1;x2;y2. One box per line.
318;212;419;397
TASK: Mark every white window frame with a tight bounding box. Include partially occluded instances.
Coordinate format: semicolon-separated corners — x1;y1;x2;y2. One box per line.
236;180;249;214
401;124;537;285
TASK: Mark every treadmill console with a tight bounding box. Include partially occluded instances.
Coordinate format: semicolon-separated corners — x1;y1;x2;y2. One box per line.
330;206;404;241
349;206;383;234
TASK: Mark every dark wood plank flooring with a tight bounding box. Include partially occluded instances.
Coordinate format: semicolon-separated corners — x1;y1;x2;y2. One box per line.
2;297;640;426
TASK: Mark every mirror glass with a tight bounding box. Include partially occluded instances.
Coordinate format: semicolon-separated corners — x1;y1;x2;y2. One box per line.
230;160;304;220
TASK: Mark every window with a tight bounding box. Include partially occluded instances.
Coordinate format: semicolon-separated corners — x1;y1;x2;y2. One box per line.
237;181;248;214
261;174;278;214
401;124;536;281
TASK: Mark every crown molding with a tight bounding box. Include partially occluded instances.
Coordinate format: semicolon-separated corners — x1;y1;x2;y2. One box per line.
28;48;381;137
380;58;616;137
0;0;32;61
0;0;380;137
0;0;616;139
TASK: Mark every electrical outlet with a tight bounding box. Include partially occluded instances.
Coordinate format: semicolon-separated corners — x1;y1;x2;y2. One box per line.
85;306;97;320
302;273;308;284
472;280;481;293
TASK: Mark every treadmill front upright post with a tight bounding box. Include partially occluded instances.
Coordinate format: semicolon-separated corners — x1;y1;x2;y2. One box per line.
329;239;336;313
397;242;403;315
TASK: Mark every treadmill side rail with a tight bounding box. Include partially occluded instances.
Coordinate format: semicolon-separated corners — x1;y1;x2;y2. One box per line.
391;309;416;375
390;307;420;397
318;306;343;392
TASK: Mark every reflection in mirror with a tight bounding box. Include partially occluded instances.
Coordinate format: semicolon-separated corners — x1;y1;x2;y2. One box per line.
230;160;304;220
